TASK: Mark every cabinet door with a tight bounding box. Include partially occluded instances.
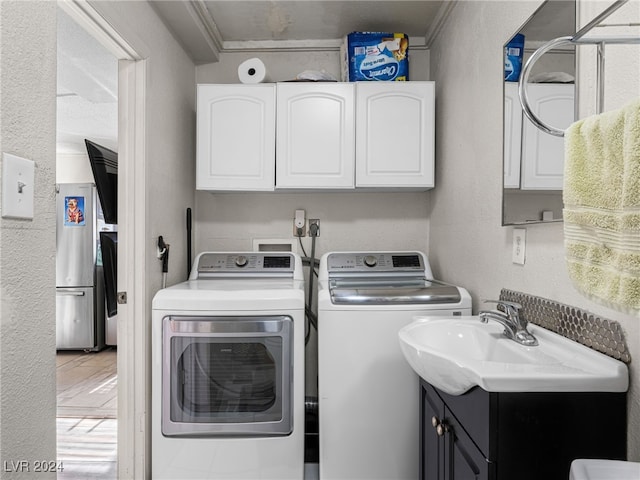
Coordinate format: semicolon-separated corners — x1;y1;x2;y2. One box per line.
421;382;445;480
520;83;575;190
444;406;490;480
276;83;355;189
196;84;276;191
503;83;522;189
356;82;434;188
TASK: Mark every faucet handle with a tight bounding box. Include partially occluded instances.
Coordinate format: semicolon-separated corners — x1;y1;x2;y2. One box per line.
482;299;522;319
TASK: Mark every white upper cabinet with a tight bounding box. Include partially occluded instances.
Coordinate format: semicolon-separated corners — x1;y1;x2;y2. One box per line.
276;83;356;189
355;82;435;188
196;82;436;192
520;83;575;190
196;84;276;191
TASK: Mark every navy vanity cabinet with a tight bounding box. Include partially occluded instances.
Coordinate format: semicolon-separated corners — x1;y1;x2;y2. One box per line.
421;381;491;480
420;379;627;480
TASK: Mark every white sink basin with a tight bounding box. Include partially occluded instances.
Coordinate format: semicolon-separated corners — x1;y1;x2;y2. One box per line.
398;316;628;396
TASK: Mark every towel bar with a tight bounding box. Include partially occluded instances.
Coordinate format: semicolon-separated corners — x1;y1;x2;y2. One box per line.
518;0;640;137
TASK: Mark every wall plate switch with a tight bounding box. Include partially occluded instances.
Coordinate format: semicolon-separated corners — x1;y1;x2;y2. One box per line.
2;152;35;220
512;228;526;265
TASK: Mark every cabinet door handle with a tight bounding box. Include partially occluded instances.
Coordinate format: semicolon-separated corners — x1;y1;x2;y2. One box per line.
57;290;86;296
432;416;449;436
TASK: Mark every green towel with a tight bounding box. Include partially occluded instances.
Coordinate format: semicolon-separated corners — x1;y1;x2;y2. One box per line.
563;97;640;315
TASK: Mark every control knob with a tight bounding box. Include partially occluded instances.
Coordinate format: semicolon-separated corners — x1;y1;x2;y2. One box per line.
235;255;248;267
363;255;378;267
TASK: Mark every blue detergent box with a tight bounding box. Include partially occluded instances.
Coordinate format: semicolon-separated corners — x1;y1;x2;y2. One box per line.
341;32;409;82
504;33;525;82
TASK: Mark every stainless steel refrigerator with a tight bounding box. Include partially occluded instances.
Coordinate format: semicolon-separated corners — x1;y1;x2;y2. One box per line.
56;183;105;350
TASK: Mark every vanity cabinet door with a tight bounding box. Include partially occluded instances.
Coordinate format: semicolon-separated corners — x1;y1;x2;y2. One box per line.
276;83;355;189
421;382;490;480
196;84;276;191
444;406;490;480
520;83;574;190
420;382;445;480
356;82;435;188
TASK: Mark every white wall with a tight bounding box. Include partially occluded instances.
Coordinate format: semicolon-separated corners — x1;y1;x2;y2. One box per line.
428;0;639;460
576;0;640;457
93;0;197;287
56;153;94;184
0;1;58;477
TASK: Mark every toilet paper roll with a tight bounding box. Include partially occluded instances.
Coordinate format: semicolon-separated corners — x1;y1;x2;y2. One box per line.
238;58;269;84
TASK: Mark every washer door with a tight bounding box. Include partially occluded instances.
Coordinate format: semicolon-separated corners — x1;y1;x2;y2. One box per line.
162;315;293;437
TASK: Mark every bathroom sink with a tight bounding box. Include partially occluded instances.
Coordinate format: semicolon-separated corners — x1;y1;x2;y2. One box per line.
398;316;628;395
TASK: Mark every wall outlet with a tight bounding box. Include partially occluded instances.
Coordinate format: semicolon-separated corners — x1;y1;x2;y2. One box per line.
293;209;306;237
309;219;320;237
512;228;526;265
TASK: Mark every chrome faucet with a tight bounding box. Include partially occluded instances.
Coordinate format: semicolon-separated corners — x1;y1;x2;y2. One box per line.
478;300;538;346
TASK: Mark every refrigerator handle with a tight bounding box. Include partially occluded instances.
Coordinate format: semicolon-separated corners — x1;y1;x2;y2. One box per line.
57;290;86;297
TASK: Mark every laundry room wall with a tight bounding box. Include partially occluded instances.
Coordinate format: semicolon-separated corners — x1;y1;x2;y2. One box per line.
194;49;434;262
426;0;640;460
93;1;197;289
0;1;58;475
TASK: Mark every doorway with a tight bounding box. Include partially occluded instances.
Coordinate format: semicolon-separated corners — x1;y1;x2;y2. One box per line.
56;6;119;478
55;3;144;477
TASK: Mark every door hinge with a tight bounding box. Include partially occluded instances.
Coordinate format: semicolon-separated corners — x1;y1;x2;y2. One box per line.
117;291;128;304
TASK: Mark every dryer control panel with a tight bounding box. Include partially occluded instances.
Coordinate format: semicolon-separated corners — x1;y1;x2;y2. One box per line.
195;252;294;277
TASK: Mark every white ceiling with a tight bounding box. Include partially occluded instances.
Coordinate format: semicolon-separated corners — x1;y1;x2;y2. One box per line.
57;7;118;154
150;1;453;64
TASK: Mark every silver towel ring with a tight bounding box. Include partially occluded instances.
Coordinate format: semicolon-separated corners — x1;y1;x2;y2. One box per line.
518;36;575;138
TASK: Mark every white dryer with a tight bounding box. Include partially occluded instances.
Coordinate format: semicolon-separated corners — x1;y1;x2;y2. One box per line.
152;252;305;480
317;251;472;480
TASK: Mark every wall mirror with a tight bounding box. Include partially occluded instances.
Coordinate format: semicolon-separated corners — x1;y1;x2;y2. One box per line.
502;0;577;226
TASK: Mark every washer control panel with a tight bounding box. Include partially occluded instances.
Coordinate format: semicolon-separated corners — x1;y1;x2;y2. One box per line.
327;252;425;274
196;252;294;275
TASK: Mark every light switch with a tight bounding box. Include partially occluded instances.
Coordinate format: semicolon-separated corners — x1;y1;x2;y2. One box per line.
2;152;35;219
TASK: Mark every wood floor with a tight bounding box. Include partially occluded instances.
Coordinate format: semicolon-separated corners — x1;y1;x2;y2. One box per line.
56;348;117;479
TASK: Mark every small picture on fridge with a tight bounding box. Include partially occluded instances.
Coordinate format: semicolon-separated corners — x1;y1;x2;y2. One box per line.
64;196;85;226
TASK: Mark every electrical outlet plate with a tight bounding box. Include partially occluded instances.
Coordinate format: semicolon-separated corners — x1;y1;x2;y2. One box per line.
309;219;320;237
512;228;526;265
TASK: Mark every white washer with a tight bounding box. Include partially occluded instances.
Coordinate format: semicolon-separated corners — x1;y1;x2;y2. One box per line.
317;251;472;480
152;252;305;480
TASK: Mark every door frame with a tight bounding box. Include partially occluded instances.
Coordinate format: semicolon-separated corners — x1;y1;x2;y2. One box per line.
57;1;147;477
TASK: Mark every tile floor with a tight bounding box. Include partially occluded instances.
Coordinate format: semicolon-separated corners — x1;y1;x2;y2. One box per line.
56;348;117;479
